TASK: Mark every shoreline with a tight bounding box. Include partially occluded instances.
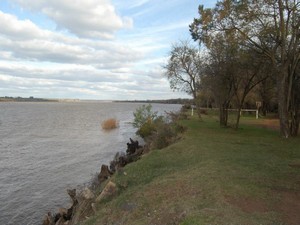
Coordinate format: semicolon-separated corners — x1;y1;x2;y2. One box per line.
42;138;146;225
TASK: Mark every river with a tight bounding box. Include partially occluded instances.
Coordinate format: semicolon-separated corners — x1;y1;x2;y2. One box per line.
0;101;180;225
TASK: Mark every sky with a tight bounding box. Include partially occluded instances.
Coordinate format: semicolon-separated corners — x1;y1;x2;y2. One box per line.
0;0;216;100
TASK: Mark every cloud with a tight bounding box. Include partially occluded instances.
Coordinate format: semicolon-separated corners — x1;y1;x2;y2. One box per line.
0;10;142;68
0;11;47;40
127;0;150;9
11;0;133;39
0;0;196;100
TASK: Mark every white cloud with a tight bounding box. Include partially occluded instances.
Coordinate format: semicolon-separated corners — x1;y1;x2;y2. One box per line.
11;0;133;39
0;10;142;68
0;11;47;40
0;0;197;100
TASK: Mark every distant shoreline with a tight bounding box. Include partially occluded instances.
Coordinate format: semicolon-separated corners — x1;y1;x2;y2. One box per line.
0;97;192;104
114;98;193;105
0;96;58;102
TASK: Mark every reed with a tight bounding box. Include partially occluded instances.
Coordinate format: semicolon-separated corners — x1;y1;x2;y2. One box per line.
101;118;119;130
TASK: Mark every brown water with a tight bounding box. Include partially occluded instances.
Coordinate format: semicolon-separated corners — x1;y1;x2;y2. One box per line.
0;101;180;225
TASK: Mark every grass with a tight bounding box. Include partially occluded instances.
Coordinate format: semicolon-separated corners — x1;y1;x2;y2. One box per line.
101;118;119;130
83;115;300;225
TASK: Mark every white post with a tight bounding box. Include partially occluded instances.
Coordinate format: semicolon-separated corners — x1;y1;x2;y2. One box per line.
191;107;194;116
256;110;258;119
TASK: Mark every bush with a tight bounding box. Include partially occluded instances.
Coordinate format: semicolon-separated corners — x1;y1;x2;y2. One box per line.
136;120;156;138
133;104;158;138
101;118;119;130
132;105;187;150
132;104;158;129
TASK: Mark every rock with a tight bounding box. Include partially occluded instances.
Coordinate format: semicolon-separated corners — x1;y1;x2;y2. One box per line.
91;203;97;213
96;181;117;202
42;212;55;225
81;187;95;200
98;164;113;183
110;152;126;172
64;206;74;221
55;217;66;225
67;189;78;206
59;208;68;216
53;208;68;223
126;138;141;155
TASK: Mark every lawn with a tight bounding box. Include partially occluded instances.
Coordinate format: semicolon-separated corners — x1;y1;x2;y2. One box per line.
83;115;300;225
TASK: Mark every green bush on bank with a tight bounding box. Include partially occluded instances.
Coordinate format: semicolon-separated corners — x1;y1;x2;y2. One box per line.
133;104;186;149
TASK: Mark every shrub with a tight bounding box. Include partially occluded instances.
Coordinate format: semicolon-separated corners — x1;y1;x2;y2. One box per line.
101;118;119;130
132;104;158;129
133;104;158;138
133;105;187;150
136;120;156;138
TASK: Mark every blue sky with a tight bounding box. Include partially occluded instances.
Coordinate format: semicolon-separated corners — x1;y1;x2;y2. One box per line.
0;0;216;100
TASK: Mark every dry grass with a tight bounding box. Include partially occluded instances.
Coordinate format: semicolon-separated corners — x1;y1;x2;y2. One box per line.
101;118;119;130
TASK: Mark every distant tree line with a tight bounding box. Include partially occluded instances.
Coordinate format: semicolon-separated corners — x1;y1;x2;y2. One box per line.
115;99;194;105
0;96;57;102
164;0;300;137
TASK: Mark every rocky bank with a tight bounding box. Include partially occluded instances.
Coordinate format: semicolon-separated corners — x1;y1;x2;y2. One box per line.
42;138;146;225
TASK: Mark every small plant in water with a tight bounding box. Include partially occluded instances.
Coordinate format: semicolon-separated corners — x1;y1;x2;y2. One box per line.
101;118;119;130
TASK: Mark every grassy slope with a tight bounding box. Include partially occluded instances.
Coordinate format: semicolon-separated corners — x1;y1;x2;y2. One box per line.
83;116;300;225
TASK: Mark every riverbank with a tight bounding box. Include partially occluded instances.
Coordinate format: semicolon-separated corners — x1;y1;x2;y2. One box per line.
51;114;300;225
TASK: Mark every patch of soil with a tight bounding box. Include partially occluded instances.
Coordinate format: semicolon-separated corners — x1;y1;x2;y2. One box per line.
149;210;186;225
225;195;269;213
225;190;300;225
288;162;300;168
248;119;280;131
275;191;300;225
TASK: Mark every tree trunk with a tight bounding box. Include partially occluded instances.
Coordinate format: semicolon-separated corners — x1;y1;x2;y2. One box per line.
290;80;300;137
290;108;299;136
277;70;290;138
195;100;202;120
235;107;242;130
261;102;267;117
219;102;229;127
193;93;202;120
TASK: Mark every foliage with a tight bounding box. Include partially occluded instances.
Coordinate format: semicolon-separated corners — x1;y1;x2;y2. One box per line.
133;104;186;148
164;40;204;119
132;104;158;130
132;104;158;138
147;119;186;150
101;118;119;130
190;0;300;137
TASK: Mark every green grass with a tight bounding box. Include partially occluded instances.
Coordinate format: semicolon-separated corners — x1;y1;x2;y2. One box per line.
82;116;300;225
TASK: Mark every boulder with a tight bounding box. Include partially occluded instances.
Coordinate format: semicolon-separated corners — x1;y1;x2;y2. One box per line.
98;164;113;183
126;138;141;155
109;152;126;172
55;217;66;225
96;181;117;203
67;189;78;206
42;212;55;225
81;187;95;200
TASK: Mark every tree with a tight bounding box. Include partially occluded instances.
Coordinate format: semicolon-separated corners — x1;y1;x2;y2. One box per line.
164;41;203;119
232;49;270;128
190;1;300;137
204;32;238;127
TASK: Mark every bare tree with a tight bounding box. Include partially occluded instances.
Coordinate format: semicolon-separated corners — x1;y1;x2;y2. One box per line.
164;41;203;119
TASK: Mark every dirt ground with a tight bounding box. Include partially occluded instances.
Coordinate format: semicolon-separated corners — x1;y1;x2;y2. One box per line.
226;190;300;225
246;118;280;131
